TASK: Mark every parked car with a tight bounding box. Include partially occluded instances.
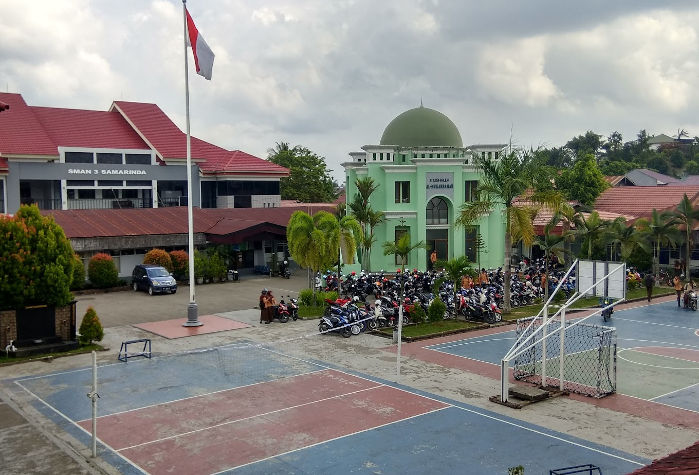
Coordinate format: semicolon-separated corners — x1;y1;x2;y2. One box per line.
132;264;177;296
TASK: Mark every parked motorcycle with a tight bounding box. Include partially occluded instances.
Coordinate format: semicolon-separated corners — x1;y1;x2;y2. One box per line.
286;295;299;320
274;299;291;323
684;290;698;311
318;312;354;338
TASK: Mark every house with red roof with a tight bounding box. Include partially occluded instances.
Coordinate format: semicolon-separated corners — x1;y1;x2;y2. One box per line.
0;93;288;215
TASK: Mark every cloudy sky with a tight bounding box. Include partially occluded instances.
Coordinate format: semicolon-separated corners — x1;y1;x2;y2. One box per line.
2;0;699;181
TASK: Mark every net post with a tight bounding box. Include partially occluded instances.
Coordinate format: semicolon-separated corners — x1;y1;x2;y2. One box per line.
501;358;510;402
559;306;565;391
541;303;548;388
90;351;97;457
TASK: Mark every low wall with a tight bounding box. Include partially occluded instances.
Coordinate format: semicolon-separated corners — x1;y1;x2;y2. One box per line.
1;301;77;349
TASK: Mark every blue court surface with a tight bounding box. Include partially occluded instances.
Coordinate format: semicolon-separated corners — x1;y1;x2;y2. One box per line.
8;341;650;475
426;299;699;412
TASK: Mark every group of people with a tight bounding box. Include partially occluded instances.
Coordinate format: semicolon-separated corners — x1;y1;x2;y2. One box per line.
460;269;490;290
259;288;276;324
641;260;697;307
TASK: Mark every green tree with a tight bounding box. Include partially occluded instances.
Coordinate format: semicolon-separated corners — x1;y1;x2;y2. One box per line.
574;210;610;260
0;205;75;310
671;194;699;278
556;153;608;205
646;155;669;175
635;209;681;282
267;142;338;202
456;149;565;313
604;218;651;262
316;211;362;293
78;306;104;344
70;254;85;291
602;131;624;162
348;177;385;271
565;131;603;161
685;160;699;175
88;253;119;288
287;210;335;302
434;256;476;314
382;230;429;375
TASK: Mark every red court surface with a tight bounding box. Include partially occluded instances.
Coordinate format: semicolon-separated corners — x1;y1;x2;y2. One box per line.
635;346;699;363
78;369;447;475
133;314;250;339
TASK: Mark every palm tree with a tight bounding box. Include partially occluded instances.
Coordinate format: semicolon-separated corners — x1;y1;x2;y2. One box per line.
574;211;610;260
348;177;383;271
434;256;477;314
456;149;565;313
635;209;681;283
671;194;699;279
286;211;333;303
316;212;362;294
534;213;573;302
604;218;651;262
266;141;292;158
382;231;429;377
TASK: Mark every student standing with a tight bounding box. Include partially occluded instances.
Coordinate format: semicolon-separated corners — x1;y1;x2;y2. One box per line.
673;276;683;307
644;273;655;303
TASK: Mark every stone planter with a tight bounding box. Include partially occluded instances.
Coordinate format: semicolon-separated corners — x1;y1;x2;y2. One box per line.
1;301;78;354
196;277;204;285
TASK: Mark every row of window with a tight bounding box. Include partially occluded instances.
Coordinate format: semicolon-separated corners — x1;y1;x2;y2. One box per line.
371;152;467;162
394;180;479;203
481;151;499;160
64;152;152;165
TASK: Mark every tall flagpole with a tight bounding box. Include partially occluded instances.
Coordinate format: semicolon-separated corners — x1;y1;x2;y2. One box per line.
182;0;202;327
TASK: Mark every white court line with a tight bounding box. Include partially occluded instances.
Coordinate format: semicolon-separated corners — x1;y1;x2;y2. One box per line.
76;368;329;422
117;384;384;452
13;380;150;475
617;348;699;370
613;316;699;331
650;382;699;401
217;406;451;474
428;336;517;351
427;347;500;366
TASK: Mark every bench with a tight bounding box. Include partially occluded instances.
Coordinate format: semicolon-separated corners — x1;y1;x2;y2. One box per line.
118;338;152;362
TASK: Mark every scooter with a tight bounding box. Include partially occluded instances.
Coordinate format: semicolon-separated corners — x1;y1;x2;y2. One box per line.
318;311;354;338
273;299;291;323
286;295;299;320
684;290;698;311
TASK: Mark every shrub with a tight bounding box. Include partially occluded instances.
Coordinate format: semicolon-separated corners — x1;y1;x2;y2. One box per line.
143;248;173;273
193;250;208;280
208;252;227;280
169;250;189;279
70;255;85;291
88;253;119;288
0;205;75;310
627;275;641;291
410;301;426;324
79;306;104;344
299;289;314;306
317;290;338;307
427;297;446;323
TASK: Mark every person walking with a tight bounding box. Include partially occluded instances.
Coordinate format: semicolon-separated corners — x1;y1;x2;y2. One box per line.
264;290;277;323
673;275;683;307
479;268;489;286
430;250;437;269
674;260;683;278
644;272;655;303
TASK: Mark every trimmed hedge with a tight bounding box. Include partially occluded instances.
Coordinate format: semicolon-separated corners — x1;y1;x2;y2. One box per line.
79;306;104;344
70;255;85;290
88;253;119;288
169;250;189;279
143;249;173;273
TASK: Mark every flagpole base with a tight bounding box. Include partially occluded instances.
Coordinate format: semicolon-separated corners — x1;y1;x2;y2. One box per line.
183;302;203;327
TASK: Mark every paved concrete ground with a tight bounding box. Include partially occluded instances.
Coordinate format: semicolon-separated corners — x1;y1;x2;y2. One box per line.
1;275;698;474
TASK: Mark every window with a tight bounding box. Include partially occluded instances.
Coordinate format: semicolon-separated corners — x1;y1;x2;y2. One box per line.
373;153;376;161
465;180;478;202
96;153;122;164
65;152;94;163
426;197;448;225
395;181;410;203
494;151;499;160
98;180;122;186
395;227;408;265
488;152;492;159
465;228;478;263
77;189;96;199
125;154;151;165
481;151;486;159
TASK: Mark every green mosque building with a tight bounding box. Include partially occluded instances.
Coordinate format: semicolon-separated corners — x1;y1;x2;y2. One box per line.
343;105;507;272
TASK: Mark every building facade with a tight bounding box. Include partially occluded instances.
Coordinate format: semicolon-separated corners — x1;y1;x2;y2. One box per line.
343;105;506;272
0;93;288;215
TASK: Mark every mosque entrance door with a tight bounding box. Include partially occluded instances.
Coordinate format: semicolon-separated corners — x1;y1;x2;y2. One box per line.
427;229;448;268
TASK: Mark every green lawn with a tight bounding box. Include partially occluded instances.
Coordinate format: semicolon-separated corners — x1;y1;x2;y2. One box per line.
378;320;484;339
0;343;105;366
298;305;325;319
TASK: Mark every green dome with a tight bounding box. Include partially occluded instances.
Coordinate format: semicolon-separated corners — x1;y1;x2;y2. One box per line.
380;105;463;148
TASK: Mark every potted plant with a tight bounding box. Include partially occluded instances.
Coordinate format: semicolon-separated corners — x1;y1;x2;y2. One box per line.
193;251;206;284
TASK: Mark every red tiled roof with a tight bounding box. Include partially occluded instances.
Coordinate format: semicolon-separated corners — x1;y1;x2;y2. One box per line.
0;100;8;112
594;186;699;218
45;204;335;239
0;157;8;174
604;175;624;186
45;207;222;238
0;93;57;156
111;101;205;161
628;439;699;475
197;147;289;176
31;106;149;150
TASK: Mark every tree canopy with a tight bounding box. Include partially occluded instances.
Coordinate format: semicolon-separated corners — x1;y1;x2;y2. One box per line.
267;142;339;203
556;153;608;205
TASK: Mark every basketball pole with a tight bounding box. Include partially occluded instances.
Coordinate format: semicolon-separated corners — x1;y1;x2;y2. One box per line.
87;351;99;458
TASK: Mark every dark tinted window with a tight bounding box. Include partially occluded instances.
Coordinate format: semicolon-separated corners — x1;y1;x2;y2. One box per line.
98;180;122;186
125;154;151;165
125;180;151;186
96;153;122;164
67;180;94;186
65;152;93;163
147;268;170;277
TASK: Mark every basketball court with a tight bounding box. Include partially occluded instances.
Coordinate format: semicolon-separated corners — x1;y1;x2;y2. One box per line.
9;335;649;475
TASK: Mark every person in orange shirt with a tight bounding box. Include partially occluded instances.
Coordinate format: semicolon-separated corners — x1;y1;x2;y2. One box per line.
461;274;473;290
479;268;488;286
674;275;683;307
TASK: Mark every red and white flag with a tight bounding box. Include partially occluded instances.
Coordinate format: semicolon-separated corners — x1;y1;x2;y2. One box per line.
185;8;215;80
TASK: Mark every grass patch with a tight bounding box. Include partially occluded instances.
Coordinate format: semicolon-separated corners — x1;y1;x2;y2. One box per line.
298;305;326;319
378;320;483;338
0;343;105;366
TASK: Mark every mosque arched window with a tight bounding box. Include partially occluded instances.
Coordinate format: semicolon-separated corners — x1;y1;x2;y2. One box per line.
426;197;448;225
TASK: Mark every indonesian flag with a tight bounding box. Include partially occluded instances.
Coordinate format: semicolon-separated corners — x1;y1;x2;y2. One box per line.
185;8;215;80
